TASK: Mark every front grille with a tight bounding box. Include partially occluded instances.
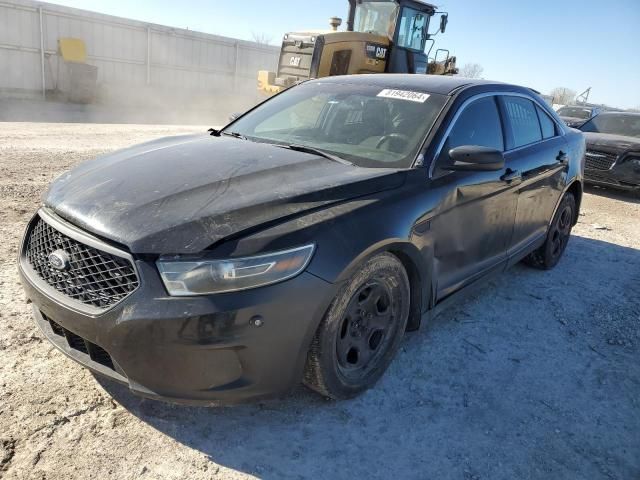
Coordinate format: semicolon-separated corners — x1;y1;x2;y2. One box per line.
24;215;139;310
42;312;115;370
585;150;617;170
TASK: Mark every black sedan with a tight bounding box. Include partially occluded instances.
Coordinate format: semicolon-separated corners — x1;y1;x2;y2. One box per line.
578;112;640;193
19;75;585;404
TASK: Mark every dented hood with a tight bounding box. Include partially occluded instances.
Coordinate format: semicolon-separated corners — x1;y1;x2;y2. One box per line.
44;134;405;253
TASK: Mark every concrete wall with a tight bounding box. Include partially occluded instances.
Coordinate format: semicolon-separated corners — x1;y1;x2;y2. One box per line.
0;0;279;110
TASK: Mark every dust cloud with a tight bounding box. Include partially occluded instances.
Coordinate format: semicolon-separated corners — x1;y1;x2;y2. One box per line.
0;85;261;126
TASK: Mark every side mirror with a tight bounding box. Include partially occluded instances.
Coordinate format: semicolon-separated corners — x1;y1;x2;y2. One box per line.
228;112;241;122
439;14;448;34
445;145;505;171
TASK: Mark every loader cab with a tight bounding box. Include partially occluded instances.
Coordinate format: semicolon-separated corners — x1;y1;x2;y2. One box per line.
257;0;454;96
348;0;450;74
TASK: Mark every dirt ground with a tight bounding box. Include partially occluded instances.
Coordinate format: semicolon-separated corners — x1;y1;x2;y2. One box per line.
1;123;639;480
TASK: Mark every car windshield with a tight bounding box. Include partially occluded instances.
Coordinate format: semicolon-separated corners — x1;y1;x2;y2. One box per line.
353;0;399;38
580;114;640;138
226;82;448;168
557;106;592;119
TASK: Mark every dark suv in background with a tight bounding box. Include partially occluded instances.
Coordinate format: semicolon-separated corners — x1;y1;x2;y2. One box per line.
578;112;640;194
557;105;601;127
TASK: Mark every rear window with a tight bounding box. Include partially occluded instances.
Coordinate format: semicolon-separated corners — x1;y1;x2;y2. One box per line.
536;105;556;139
503;96;542;148
557;106;592;119
580;114;640;138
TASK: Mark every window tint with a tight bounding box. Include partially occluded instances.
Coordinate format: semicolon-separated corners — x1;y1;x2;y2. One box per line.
536;105;556;139
503;96;542;148
441;96;504;159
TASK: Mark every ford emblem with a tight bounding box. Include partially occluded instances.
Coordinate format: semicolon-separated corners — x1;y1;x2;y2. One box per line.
48;249;71;271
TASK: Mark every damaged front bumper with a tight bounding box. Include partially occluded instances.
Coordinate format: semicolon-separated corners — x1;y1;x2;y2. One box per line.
19;240;336;406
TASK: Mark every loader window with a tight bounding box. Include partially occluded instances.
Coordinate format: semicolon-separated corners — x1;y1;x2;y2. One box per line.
354;1;400;39
396;7;428;51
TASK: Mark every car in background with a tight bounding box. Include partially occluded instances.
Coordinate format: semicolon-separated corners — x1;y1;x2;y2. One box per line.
578;112;640;194
557;105;601;127
19;75;585;404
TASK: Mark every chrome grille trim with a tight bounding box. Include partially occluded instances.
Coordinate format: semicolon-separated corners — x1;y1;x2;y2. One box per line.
585;150;617;171
21;208;139;315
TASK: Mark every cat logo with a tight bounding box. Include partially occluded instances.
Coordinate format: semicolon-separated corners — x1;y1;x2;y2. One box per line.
365;43;388;60
375;46;387;59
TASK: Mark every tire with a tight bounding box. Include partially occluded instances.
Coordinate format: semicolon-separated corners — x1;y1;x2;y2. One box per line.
524;192;576;270
303;252;410;399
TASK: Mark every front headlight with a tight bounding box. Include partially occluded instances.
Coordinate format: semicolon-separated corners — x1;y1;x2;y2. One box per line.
157;244;315;296
623;155;640;167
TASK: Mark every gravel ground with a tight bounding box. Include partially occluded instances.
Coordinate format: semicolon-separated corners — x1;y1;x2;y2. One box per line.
1;122;639;480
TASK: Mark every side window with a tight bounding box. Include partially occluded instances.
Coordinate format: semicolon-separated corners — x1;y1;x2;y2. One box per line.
536;105;556;139
502;96;542;148
439;96;504;164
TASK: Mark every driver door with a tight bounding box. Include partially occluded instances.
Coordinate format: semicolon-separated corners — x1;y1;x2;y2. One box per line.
429;95;518;301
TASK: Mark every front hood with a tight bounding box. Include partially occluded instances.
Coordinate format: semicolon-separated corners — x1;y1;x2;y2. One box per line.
584;132;640;152
44;134;405;253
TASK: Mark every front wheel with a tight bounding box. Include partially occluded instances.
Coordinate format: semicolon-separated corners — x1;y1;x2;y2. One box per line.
303;252;410;399
524;192;575;270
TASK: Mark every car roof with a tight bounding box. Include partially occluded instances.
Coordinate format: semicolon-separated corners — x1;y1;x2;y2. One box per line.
307;74;509;95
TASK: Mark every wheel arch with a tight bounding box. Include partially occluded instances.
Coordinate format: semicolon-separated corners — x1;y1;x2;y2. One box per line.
566;180;583;225
548;179;583;228
333;239;431;332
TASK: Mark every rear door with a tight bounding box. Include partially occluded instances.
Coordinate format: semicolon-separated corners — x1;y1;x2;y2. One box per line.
429;95;518;301
498;95;568;261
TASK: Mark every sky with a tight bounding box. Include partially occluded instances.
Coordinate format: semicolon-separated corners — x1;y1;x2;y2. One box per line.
47;0;640;109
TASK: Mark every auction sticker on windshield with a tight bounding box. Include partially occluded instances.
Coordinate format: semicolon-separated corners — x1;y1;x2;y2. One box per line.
377;89;430;103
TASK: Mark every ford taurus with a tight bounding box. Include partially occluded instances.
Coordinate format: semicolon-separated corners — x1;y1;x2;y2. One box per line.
19;75;585;404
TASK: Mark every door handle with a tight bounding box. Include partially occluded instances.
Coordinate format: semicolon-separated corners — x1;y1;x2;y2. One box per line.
501;168;521;183
557;151;568;164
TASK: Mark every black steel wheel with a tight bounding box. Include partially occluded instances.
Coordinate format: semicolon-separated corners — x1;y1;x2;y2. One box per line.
304;252;410;399
524;192;576;270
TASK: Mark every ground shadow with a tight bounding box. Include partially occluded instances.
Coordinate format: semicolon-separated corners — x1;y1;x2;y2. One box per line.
97;236;640;479
584;183;640;204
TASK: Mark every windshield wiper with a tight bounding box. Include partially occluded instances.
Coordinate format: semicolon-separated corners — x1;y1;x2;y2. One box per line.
220;131;247;140
278;144;353;165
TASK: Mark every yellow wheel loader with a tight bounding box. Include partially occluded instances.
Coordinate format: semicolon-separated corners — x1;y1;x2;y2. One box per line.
258;0;457;95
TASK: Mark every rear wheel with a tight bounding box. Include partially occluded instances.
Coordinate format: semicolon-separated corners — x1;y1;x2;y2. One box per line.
303;252;410;399
524;192;575;269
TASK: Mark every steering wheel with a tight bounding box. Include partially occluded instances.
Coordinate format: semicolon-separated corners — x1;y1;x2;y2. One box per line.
375;133;412;149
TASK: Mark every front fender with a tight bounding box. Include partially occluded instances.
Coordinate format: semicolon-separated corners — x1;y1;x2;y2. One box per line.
211;180;437;323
